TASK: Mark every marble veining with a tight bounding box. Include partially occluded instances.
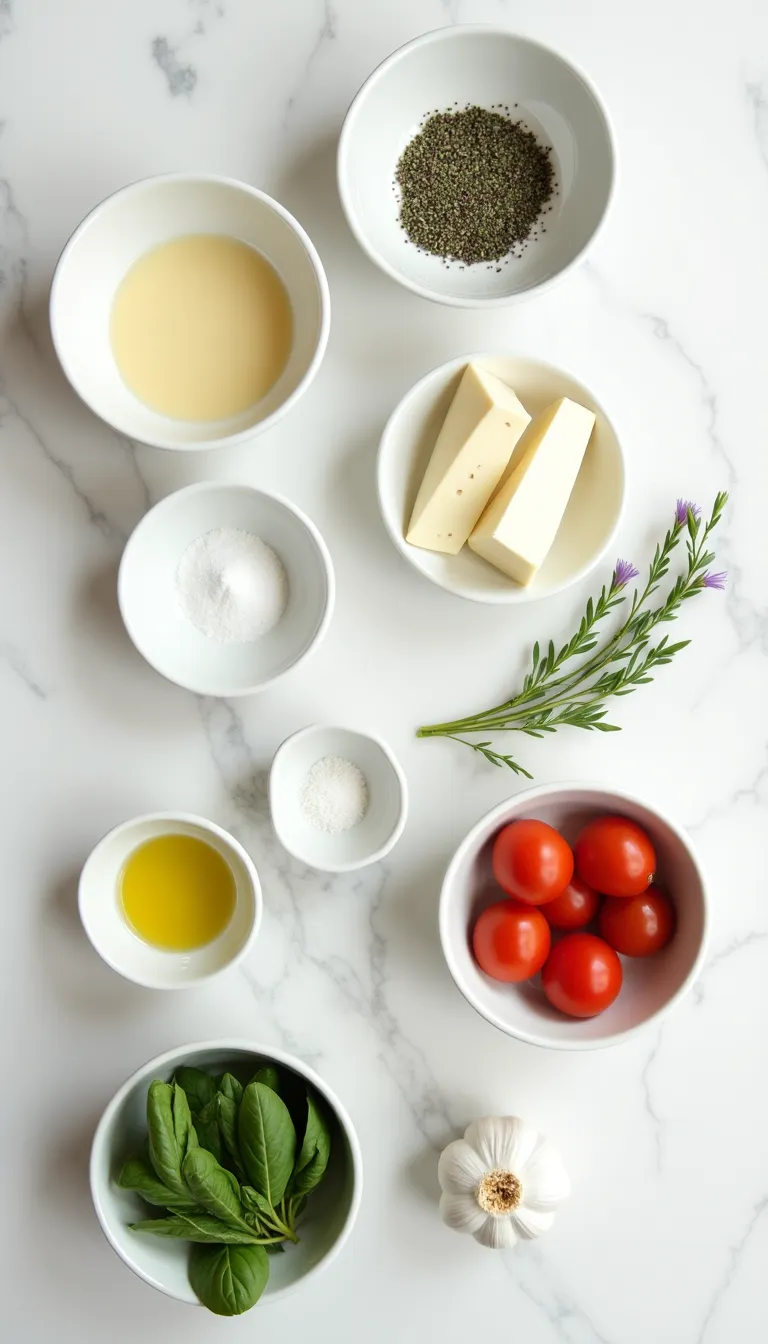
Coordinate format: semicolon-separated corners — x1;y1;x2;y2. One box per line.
2;2;768;1341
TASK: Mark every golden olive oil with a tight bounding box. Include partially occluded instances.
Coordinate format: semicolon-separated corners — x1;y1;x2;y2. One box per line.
120;834;236;952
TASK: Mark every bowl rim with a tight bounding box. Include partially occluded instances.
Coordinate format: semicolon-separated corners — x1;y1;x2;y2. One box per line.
49;172;332;450
89;1037;364;1307
376;351;626;605
78;810;263;989
337;25;618;309
438;782;710;1050
269;723;409;872
117;481;336;696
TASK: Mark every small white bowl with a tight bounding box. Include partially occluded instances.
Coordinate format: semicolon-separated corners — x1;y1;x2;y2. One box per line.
50;174;330;449
439;784;709;1050
78;813;262;989
118;482;335;697
338;27;616;307
90;1040;363;1306
270;725;408;872
377;353;625;604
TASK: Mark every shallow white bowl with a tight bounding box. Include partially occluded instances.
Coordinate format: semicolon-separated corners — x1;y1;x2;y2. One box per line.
338;27;616;307
118;482;335;696
377;353;625;604
79;813;262;989
270;725;408;872
50;174;330;449
439;785;709;1050
90;1040;363;1306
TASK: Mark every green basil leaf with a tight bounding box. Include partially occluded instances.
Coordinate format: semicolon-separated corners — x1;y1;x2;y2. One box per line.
130;1213;260;1245
189;1243;269;1316
241;1185;276;1223
238;1082;296;1208
195;1096;224;1163
147;1080;187;1196
172;1082;197;1160
249;1065;281;1095
173;1067;216;1116
116;1155;199;1213
181;1147;251;1231
217;1094;246;1180
290;1091;331;1195
218;1073;244;1106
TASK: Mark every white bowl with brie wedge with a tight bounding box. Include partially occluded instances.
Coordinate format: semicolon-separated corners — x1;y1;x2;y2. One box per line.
376;354;625;604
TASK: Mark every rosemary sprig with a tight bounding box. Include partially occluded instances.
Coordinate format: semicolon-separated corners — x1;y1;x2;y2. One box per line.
417;494;728;774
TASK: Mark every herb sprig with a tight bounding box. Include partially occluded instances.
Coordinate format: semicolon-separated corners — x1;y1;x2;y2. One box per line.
417;494;728;777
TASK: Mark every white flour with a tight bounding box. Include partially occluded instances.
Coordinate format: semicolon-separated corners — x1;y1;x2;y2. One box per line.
176;527;288;643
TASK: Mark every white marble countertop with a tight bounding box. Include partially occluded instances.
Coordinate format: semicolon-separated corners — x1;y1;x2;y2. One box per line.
3;1;768;1340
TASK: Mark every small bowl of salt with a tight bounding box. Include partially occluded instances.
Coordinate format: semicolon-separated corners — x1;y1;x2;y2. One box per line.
118;482;334;696
270;724;408;872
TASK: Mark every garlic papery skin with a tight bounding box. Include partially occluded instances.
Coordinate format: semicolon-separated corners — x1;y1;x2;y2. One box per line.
438;1116;570;1250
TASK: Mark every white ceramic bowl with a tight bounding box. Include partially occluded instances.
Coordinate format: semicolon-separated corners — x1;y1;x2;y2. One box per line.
338;27;616;307
439;785;709;1050
90;1040;363;1307
118;482;335;696
377;353;625;604
78;812;262;989
50;174;330;449
270;725;408;872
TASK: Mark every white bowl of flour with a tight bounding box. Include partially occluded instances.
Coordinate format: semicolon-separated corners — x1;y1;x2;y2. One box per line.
118;482;334;696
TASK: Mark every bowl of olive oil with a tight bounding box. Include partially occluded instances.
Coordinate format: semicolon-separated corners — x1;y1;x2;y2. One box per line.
78;812;262;988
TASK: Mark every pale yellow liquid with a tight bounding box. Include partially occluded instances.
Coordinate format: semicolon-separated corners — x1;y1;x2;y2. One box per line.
110;234;293;421
120;834;236;952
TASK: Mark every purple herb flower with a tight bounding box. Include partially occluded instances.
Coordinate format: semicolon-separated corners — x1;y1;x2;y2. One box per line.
676;498;701;525
702;570;727;590
612;558;639;589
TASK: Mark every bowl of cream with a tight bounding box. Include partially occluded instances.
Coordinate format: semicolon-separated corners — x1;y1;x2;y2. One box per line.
50;174;330;450
118;482;335;696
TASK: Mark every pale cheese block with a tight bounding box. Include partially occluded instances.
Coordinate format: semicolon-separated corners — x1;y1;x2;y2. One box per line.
469;397;595;585
406;364;531;555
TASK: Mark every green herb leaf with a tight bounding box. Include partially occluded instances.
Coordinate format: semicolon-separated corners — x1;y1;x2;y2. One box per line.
116;1155;199;1213
189;1243;270;1316
249;1066;281;1095
238;1082;296;1208
146;1080;187;1197
181;1147;251;1232
173;1067;216;1116
172;1082;198;1160
241;1185;276;1224
217;1094;246;1180
194;1095;224;1163
218;1073;244;1105
290;1092;331;1196
129;1213;261;1245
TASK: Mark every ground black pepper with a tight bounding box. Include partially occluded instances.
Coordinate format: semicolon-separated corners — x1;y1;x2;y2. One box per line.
395;105;555;266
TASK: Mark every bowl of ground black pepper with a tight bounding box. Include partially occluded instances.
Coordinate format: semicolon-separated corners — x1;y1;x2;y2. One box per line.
338;27;616;307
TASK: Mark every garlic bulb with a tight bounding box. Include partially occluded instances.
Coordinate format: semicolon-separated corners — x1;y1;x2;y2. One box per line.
438;1116;570;1250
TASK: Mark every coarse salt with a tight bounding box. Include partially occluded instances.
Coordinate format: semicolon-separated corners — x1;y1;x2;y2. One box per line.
176;527;288;643
300;756;369;834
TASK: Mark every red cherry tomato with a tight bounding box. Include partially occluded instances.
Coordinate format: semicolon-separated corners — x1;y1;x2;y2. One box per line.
492;819;574;906
598;887;675;956
574;815;656;898
541;875;600;930
542;933;622;1017
472;900;551;983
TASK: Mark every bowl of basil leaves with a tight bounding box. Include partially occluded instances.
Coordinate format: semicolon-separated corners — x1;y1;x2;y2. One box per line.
90;1040;363;1316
